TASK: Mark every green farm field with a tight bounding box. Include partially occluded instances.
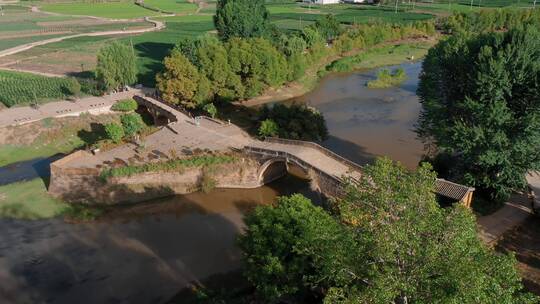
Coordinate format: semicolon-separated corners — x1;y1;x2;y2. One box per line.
0;70;80;107
40;1;160;19
141;0;198;13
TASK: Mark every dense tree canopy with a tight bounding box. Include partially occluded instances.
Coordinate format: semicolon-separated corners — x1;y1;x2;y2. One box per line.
417;26;540;199
214;0;270;40
156;49;210;108
240;158;538;303
259;103;329;141
95;42;137;91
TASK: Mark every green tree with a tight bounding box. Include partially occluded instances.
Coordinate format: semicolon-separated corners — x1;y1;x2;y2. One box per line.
314;14;343;41
203;103;217;118
258;118;279;138
239;158;538;303
120;113;144;137
104;122;124;143
177;36;243;101
239;194;360;302
214;0;270;40
334;158;536;303
417;27;540;200
156;49;210;108
259;103;328;141
95;41;137;91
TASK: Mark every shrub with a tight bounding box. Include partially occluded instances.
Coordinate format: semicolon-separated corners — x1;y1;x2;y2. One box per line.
259;104;328;141
104;123;125;143
120;113;144;137
100;154;238;180
367;67;407;88
203;103;218;118
258;119;279;138
111;99;138;112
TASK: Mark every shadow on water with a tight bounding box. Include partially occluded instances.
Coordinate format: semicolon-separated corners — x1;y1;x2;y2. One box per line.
0;155;64;186
0;174;318;304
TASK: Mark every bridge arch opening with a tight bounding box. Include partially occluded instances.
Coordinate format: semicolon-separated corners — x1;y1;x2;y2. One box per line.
258;158;310;185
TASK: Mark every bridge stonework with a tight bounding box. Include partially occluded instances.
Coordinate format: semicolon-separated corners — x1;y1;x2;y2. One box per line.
245;138;476;205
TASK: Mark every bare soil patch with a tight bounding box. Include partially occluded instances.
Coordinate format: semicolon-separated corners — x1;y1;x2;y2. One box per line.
497;216;540;295
0;113;121;146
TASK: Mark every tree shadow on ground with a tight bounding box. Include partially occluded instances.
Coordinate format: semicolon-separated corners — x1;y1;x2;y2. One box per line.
496;216;540;296
67;71;95;79
134;42;175;87
76;122;106;147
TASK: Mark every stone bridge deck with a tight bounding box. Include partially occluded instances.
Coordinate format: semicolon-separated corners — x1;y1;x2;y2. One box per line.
246;138;362;182
245;138;475;205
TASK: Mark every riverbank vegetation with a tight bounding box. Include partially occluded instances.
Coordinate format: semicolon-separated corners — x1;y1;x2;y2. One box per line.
99;153;239;181
418;26;540;201
258;104;328;141
324;42;432;73
367;67;407;88
237;158;538;303
156;17;436;110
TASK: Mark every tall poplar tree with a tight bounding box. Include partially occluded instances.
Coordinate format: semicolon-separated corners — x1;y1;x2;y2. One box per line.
214;0;270;40
95;42;137;91
417;26;540;200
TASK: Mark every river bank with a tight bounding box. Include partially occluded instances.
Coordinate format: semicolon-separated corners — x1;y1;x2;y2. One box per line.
239;38;437;107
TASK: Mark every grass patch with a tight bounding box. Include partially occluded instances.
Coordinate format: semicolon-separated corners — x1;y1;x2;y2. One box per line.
0;114;121;167
0;179;68;219
100;153;238;180
40;1;160;19
367;67;407;88
141;0;197;13
124;15;215;86
0;34;67;51
0;178;105;220
326;42;433;73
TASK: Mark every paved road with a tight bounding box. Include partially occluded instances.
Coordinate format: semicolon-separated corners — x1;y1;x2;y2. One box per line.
0;89;147;128
0;17;165;58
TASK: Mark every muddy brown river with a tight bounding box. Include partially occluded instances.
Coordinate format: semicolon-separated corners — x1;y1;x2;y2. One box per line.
289;61;424;169
0;62;425;303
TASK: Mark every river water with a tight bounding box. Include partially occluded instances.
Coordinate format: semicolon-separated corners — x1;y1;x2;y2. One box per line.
290;61;424;169
0;62;425;304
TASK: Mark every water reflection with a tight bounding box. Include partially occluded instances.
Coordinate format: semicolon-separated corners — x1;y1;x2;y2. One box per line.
287;61;424;168
0;175;317;304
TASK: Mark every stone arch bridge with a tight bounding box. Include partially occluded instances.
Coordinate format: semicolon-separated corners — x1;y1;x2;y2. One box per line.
245;137;475;206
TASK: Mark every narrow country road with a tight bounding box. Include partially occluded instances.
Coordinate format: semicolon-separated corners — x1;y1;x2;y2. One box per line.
0;17;165;58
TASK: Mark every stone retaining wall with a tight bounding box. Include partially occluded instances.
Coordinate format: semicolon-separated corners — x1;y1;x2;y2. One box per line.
49;155;263;204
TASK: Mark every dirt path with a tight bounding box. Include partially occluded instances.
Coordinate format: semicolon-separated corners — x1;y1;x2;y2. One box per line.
477;193;534;245
0;17;165;58
0;66;65;77
496;216;540;295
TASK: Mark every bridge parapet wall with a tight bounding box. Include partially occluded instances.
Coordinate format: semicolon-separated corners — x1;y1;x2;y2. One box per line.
264;137;364;173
